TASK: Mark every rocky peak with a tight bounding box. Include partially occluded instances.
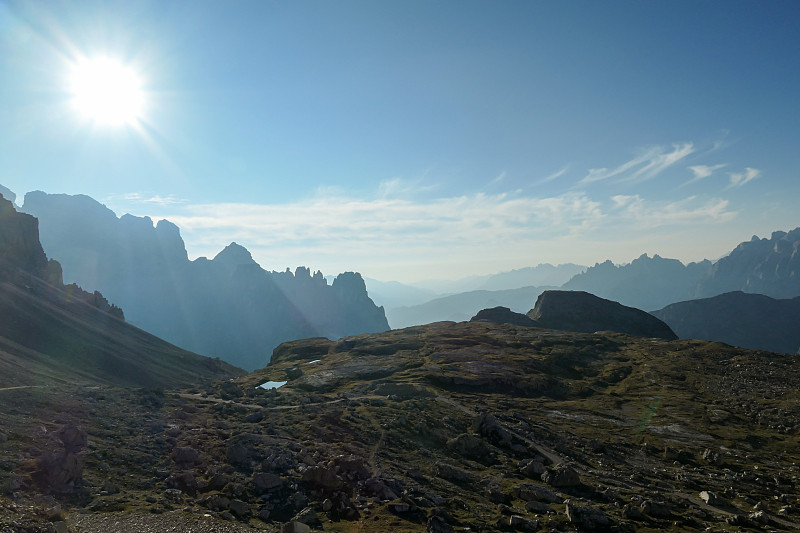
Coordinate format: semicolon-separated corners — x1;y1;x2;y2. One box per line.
0;184;16;204
527;290;677;340
0;194;62;286
212;242;259;270
331;272;368;300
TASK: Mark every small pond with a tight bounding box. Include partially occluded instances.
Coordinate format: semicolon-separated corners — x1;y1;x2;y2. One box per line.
257;380;288;390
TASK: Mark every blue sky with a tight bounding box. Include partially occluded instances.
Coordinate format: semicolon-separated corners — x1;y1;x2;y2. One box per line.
1;0;799;282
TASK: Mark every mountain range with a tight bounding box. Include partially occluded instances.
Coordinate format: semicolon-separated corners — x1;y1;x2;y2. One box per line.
21;191;389;370
0;193;242;388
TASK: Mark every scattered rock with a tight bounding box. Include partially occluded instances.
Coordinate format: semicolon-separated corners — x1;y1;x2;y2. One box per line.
253;472;283;492
699;490;725;507
170;446;200;466
508;514;539;531
512;483;562;504
542;465;581;487
446;433;494;463
229;499;250;518
622;504;645;520
565;499;610;530
301;465;342;490
525;500;553;514
432;462;474;484
282;521;311;533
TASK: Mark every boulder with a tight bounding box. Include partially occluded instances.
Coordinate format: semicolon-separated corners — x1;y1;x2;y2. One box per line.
541;465;580;487
281;521;311;533
446;433;494;463
565;500;610;530
527;290;677;340
253;472;283;492
301;465;342;490
471;307;537;327
512;483;561;504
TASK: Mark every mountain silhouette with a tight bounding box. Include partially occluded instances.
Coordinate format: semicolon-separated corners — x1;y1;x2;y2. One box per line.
0;193;242;387
22;191;389;370
652;291;800;354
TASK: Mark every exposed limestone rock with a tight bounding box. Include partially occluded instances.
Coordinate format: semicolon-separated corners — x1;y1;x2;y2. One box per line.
542;465;581;487
471;306;537;327
512;483;562;504
527;290;677;339
565;499;610;530
446;433;494;463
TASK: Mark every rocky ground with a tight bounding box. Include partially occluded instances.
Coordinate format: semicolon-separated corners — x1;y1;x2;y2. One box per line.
1;321;799;532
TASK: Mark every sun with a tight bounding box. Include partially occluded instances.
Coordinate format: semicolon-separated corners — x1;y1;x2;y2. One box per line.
69;57;144;126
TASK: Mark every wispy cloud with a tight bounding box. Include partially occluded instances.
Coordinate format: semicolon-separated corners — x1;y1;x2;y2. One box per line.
112;192;186;207
727;168;761;189
145;187;737;281
377;177;437;198
489;171;507;185
609;194;736;229
687;164;727;182
581;143;694;185
539;165;570;184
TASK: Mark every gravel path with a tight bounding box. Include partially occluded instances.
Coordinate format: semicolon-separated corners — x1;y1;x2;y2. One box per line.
69;511;278;533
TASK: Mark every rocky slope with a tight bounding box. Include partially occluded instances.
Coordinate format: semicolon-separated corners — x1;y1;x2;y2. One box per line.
2;321;798;532
652;291;800;354
22;191;389;370
0;195;243;389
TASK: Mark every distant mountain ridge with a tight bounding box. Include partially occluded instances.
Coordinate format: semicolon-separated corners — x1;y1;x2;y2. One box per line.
562;254;712;311
0;193;242;387
652;291;800;354
22;191;389;370
694;229;800;299
386;285;552;329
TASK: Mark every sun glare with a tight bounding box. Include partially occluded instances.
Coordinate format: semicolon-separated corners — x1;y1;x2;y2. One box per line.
69;57;144;126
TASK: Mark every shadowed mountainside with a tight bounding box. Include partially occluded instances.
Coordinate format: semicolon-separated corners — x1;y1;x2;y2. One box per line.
22;191;389;370
652;291;800;354
0;194;242;388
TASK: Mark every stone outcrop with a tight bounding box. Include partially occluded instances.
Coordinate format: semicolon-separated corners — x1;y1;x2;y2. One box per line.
526;290;677;340
470;306;537;327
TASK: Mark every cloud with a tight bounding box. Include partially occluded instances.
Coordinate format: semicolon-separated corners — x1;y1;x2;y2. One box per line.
609;194;736;229
112;192;186;206
581;143;694;185
377;177;437;198
489;171;506;185
539;165;570;184
687;164;727;183
727;168;761;189
144;185;738;283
